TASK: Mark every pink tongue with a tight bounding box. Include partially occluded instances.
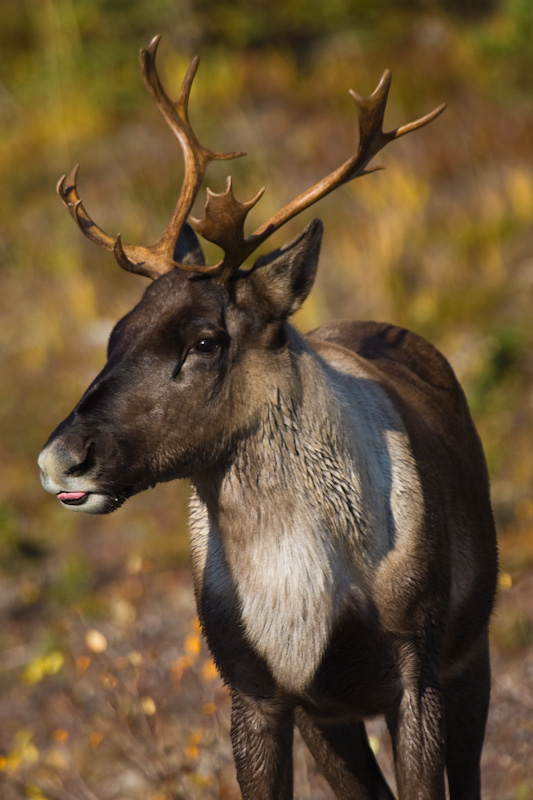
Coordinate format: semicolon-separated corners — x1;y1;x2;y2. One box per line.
58;491;87;501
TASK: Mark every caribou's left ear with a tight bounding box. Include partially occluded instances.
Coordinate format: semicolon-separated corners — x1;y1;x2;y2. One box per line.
239;219;323;320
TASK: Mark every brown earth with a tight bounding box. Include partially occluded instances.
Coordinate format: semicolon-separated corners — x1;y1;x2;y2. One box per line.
0;545;531;799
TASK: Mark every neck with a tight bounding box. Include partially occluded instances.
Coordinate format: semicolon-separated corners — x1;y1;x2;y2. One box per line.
193;332;392;559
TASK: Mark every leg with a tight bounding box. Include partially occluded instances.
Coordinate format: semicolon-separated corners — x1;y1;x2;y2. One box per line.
295;706;395;800
231;688;294;800
387;652;446;800
443;637;491;800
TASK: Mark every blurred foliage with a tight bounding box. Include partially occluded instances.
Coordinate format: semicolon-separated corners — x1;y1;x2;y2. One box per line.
1;0;533;797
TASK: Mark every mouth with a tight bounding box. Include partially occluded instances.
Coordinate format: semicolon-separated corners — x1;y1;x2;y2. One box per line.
57;491;90;506
54;489;130;514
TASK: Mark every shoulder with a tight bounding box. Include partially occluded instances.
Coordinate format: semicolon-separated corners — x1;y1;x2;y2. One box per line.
306;320;461;405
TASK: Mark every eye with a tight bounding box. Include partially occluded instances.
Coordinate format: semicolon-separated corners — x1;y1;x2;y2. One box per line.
194;337;219;355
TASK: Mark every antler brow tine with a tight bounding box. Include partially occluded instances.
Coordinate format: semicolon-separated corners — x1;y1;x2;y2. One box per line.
58;37;445;283
57;164;116;251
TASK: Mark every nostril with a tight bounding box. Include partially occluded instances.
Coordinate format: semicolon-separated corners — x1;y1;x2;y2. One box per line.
66;441;96;477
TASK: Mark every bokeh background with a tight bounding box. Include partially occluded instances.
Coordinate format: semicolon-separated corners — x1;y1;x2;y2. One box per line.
1;0;532;797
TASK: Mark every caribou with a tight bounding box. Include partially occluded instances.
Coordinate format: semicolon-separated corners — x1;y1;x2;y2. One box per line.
38;36;498;800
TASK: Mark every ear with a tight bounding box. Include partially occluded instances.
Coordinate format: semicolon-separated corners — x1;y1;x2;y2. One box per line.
239;219;323;320
173;222;206;267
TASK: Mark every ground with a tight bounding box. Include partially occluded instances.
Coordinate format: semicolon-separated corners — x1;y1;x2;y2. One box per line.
0;530;531;800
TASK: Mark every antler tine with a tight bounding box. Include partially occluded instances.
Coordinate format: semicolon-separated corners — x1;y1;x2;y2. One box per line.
57;164;116;251
349;69;446;169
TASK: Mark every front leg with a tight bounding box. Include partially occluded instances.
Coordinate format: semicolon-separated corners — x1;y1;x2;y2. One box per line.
387;654;446;800
295;706;396;800
231;688;295;800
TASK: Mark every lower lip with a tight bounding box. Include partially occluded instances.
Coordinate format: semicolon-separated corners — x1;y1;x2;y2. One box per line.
57;491;89;506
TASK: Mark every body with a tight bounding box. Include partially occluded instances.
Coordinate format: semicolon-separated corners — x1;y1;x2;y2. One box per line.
38;38;497;799
188;318;497;798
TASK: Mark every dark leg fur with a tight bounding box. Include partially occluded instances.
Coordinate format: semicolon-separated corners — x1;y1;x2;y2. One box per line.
387;653;447;800
443;638;491;800
230;690;295;800
295;706;395;800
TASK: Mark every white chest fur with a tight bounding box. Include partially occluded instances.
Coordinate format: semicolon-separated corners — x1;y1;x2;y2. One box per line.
189;481;357;693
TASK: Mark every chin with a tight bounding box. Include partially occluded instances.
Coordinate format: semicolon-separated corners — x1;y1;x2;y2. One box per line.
57;491;130;515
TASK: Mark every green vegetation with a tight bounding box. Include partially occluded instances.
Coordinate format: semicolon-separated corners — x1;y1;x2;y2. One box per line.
1;1;532;797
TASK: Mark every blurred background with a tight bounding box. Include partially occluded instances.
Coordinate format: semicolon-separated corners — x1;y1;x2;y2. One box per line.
1;0;532;797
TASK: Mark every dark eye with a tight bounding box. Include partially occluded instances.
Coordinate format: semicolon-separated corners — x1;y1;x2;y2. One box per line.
195;338;219;355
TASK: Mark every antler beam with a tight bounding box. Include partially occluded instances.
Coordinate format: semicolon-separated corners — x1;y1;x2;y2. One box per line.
58;36;445;285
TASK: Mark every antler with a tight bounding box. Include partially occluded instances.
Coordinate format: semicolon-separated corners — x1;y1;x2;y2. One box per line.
58;36;445;284
195;69;445;283
57;36;245;280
